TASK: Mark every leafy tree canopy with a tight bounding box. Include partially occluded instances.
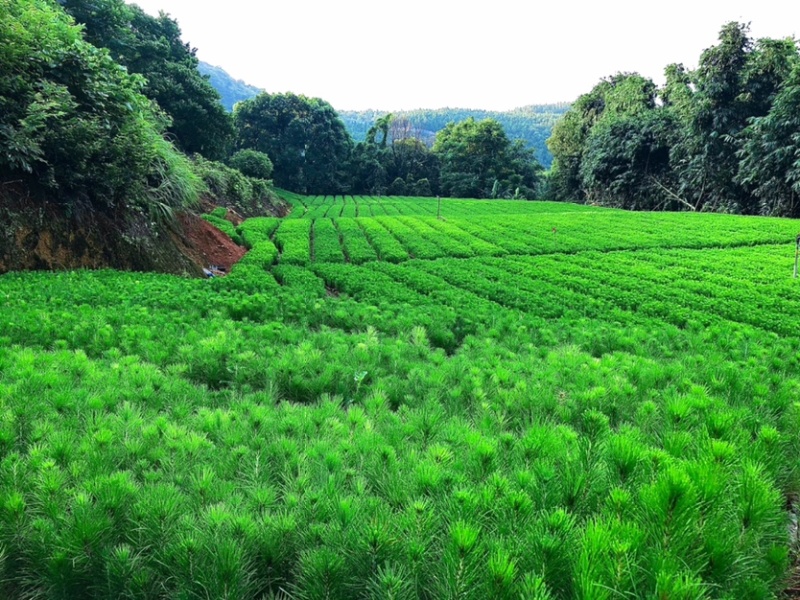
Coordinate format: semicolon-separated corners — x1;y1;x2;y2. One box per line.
348;114;441;196
233;92;352;194
547;22;800;217
1;0;199;213
434;118;541;199
228;149;273;181
59;0;234;160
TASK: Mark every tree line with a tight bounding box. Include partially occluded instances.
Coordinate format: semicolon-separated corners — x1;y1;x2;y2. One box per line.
7;3;799;215
338;105;570;169
234;95;543;199
2;0;543;213
547;22;800;217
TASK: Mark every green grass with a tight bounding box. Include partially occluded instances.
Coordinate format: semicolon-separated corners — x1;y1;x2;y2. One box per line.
1;195;799;599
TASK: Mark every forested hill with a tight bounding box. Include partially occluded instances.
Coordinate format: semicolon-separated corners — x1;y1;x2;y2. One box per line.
195;62;568;167
338;105;571;168
198;61;263;111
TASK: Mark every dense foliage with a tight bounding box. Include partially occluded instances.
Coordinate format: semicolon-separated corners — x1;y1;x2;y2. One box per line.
433;118;541;199
348;115;441;196
2;195;800;599
234;92;353;194
339;105;570;168
348;115;542;199
60;0;235;160
228;149;274;181
548;22;800;217
192;156;279;217
0;0;200;212
233;97;544;199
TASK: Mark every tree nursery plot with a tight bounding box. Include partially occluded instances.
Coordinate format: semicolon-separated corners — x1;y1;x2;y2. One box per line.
1;196;799;599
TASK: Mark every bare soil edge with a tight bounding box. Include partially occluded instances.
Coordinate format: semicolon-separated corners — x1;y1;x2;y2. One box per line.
0;185;246;276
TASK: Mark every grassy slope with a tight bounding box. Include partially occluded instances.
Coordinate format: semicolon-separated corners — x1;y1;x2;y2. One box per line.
1;196;799;599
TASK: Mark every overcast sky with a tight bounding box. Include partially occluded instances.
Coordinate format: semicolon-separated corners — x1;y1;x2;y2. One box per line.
130;0;800;112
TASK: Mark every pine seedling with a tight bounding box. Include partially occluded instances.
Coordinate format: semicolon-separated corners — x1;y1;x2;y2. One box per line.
652;566;707;600
685;460;728;509
639;465;707;575
606;487;633;519
130;484;186;549
88;471;138;532
707;438;736;464
415;460;444;497
252;511;300;592
575;519;642;600
607;430;647;484
450;520;481;556
519;508;577;597
488;548;518;599
196;536;256;600
435;520;483;600
247;485;277;515
737;461;782;533
365;562;415;600
292;547;349;600
518;573;554;600
102;543;140;600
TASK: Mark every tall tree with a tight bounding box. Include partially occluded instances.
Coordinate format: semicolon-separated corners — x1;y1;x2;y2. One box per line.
548;73;656;202
60;0;234;160
672;22;797;213
234;92;353;194
348;114;440;195
737;61;800;217
579;110;679;209
433;118;540;199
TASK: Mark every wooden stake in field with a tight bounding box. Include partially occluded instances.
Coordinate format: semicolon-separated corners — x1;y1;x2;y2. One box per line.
437;196;441;220
794;233;800;278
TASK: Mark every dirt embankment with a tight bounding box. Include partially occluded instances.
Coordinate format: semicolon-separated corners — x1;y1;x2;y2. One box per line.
173;212;246;273
0;185;248;276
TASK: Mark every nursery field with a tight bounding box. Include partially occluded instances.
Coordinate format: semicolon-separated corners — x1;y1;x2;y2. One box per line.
1;195;800;599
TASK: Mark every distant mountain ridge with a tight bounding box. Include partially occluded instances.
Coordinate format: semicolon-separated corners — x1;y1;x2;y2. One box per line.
198;61;263;112
197;62;568;167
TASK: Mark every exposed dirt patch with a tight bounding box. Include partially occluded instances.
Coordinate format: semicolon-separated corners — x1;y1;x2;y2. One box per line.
0;184;249;277
173;212;246;273
224;209;245;226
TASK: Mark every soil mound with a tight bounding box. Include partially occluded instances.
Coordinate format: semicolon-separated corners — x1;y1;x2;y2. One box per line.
173;212;246;273
0;186;246;276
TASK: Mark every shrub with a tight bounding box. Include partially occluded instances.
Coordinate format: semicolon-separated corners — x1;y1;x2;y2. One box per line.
0;0;200;212
228;149;273;180
192;155;279;216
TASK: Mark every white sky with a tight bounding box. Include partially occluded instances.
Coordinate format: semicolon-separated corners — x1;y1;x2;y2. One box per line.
130;0;800;112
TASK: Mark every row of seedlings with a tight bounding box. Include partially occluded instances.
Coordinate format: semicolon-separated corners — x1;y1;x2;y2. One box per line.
274;219;312;265
336;219;379;264
355;219;409;262
313;219;346;263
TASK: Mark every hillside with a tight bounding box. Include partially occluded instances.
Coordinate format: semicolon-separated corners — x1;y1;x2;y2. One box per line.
2;194;799;598
198;61;264;111
339;105;570;168
194;62;568;168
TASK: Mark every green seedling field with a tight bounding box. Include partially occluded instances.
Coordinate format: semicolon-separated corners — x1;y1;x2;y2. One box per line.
1;195;799;599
